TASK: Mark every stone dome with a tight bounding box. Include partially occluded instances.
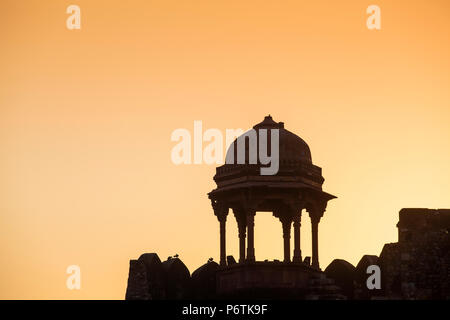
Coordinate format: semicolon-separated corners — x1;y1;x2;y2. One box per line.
225;115;312;165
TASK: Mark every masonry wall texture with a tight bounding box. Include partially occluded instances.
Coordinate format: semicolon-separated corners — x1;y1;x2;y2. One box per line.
125;208;450;300
378;208;450;299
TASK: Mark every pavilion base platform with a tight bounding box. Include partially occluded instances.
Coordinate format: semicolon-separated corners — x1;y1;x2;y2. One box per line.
216;261;345;300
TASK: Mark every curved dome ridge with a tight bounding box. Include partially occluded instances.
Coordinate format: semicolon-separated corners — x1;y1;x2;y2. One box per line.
226;115;312;164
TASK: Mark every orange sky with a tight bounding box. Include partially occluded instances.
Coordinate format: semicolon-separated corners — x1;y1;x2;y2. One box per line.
1;0;449;299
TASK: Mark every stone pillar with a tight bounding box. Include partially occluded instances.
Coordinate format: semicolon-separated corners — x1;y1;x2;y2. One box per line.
219;215;227;266
311;216;320;269
213;200;228;266
292;214;302;262
281;218;292;263
246;212;255;262
237;218;246;263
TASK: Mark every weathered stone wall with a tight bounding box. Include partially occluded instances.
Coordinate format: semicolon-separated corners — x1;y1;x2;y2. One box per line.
125;259;151;300
379;208;450;299
125;209;450;300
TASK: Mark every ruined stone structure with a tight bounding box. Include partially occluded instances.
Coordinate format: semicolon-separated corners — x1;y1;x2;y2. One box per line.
208;115;336;269
126;116;343;299
125;116;450;300
207;115;337;296
324;208;450;300
125;253;344;300
125;253;214;300
125;207;450;299
378;208;450;299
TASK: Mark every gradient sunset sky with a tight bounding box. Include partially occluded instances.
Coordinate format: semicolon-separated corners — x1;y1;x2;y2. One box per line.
1;0;449;299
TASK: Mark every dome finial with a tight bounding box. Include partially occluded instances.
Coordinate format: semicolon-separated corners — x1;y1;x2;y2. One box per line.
254;114;278;129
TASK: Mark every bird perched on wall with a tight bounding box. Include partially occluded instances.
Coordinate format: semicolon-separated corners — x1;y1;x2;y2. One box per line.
208;257;213;262
174;254;179;258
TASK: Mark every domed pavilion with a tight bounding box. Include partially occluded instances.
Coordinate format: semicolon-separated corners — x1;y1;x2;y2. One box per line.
208;115;336;270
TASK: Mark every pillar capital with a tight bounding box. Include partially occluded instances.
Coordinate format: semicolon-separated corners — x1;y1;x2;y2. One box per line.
280;216;292;263
217;214;227;223
280;216;292;235
306;198;327;221
237;217;246;234
246;211;255;224
281;219;292;238
287;199;305;215
211;199;229;221
310;215;321;224
245;207;257;218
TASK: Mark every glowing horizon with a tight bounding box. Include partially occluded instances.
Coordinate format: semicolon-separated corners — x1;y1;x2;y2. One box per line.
1;0;449;299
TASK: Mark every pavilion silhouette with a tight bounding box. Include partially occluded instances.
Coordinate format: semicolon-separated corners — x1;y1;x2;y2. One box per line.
125;116;450;300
